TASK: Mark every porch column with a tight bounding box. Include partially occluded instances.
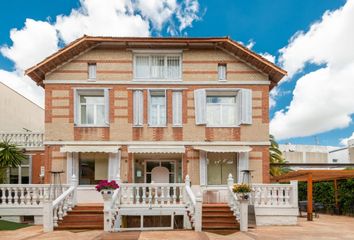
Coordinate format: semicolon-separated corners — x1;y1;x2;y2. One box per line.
238;152;249;183
109;151;121;182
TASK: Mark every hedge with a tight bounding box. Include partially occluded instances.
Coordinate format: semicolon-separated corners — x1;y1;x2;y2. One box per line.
298;179;354;215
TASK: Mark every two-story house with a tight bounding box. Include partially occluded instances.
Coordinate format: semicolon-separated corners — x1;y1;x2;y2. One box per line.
26;36;286;204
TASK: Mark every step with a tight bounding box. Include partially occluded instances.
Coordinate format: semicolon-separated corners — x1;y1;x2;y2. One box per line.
55;224;103;230
202;217;236;223
202;211;234;217
202;223;238;229
68;210;104;215
74;206;103;211
59;214;104;223
202;208;231;212
203;229;238;235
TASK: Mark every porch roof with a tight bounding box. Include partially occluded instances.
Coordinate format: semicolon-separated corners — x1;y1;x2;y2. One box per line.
127;145;185;154
193;145;252;153
60;145;120;153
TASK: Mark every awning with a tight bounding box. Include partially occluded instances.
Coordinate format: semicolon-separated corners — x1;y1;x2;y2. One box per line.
60;145;120;153
193;146;252;153
128;145;185;154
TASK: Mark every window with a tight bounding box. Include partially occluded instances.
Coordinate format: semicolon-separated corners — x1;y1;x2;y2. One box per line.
145;160;176;183
194;89;252;126
206;94;237;126
149;90;166;126
172;91;182;126
134;54;181;80
218;64;227;81
9;155;30;184
332;159;338;163
75;89;109;126
207;153;237;185
79;153;108;185
88;63;97;80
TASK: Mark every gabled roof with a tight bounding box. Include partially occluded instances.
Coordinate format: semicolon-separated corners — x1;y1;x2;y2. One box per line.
25;35;286;88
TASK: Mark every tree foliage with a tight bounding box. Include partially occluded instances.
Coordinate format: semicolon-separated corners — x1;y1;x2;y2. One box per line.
0;139;26;183
269;134;291;176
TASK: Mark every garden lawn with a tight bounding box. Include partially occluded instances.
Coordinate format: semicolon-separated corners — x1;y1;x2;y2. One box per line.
0;220;29;230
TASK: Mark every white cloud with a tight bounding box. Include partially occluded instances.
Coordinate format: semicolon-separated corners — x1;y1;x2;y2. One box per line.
260;52;276;63
340;131;354;146
0;0;202;107
1;19;58;71
271;0;354;140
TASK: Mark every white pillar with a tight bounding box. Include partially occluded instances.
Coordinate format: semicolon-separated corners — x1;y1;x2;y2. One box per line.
71;174;78;206
43;199;53;232
102;192;113;232
290;180;298;208
194;192;202;232
239;199;248;232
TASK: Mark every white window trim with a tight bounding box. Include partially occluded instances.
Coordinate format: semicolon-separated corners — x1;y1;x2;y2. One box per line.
206;91;239;127
88;63;97;81
74;88;109;127
133;53;182;81
148;89;167;127
7;155;32;184
218;64;227;81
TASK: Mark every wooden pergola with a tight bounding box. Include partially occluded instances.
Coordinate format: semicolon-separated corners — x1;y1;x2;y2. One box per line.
272;170;354;221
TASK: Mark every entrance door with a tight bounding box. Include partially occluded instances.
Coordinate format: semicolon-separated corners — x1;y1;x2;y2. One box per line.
145;160;176;183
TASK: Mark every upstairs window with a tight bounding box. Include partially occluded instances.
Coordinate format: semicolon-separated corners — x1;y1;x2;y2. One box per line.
206;95;237;126
218;63;227;81
134;54;181;80
75;89;109;126
88;63;97;80
149;90;166;126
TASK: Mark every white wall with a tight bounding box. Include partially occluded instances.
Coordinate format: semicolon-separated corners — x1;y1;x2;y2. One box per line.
0;83;44;132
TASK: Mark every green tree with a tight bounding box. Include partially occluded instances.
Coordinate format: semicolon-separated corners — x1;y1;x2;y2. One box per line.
269;134;290;176
0;139;26;183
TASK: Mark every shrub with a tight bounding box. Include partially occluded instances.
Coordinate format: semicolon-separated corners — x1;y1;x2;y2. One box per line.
95;180;119;192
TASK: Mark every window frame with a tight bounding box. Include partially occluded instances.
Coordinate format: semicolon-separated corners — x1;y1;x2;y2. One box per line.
133;53;182;81
75;88;109;127
88;63;97;81
218;63;227;81
205;90;239;127
148;89;167;127
7;155;32;184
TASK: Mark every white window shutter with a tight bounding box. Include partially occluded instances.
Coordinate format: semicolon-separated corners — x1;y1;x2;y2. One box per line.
240;89;252;125
172;91;182;126
88;64;96;79
73;89;79;125
194;89;206;125
133;90;143;126
237;152;249;183
104;89;110;125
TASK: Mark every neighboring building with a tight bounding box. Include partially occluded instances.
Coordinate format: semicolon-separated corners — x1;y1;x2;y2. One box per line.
25;36;286;203
280;143;354;169
348;139;354;162
0;82;45;184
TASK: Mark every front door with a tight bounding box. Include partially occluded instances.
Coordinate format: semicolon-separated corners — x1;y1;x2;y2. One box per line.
145;160;176;183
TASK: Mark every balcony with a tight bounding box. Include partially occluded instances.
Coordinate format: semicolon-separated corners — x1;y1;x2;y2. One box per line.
0;132;44;148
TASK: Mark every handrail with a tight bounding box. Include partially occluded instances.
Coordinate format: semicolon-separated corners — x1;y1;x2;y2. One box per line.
185;185;196;206
52;186;75;208
110;187;120;208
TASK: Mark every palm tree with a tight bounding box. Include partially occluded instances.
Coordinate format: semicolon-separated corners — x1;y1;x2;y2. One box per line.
0;139;26;183
269;135;290;176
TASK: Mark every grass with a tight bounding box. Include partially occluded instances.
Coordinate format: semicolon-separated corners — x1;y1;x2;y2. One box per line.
0;220;30;231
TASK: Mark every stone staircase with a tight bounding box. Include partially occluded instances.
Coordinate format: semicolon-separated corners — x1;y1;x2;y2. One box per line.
202;203;239;235
55;204;104;230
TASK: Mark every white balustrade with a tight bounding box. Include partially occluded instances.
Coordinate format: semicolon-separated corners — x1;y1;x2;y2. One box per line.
0;184;61;207
119;183;185;206
0;132;44;147
251;181;298;207
43;175;78;232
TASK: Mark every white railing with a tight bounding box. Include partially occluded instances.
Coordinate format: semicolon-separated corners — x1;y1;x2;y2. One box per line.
119;183;185;206
0;184;71;207
0;132;44;147
104;187;121;232
43;175;78;232
227;174;241;221
251;181;298;208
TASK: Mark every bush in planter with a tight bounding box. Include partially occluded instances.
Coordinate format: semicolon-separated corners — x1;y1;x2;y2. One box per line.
233;184;252;200
95;180;119;192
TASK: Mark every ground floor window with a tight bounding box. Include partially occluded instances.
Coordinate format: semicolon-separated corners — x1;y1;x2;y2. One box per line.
207;153;237;185
8;155;31;184
79;152;108;185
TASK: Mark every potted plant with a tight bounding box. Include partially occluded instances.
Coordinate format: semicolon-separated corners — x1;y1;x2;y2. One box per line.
232;183;252;201
95;180;119;200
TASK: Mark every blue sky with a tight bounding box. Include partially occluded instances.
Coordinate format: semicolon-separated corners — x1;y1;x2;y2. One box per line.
0;0;353;147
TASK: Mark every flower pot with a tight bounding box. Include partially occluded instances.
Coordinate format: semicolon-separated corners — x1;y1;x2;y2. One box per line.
101;189;113;201
236;192;250;201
